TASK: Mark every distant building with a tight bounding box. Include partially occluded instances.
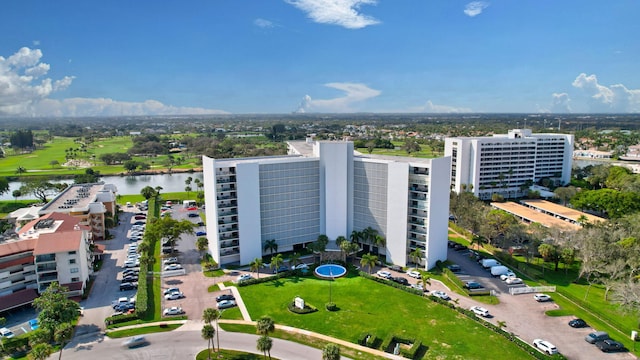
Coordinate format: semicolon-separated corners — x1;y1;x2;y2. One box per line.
39;183;117;240
445;129;573;200
0;212;94;312
203;140;451;269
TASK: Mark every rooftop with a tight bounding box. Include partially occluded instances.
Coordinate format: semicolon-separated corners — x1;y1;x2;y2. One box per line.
18;212;87;240
520;199;604;225
33;231;83;255
39;183;111;214
491;202;580;231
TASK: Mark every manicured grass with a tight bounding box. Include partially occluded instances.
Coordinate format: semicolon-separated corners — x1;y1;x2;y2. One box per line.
220;307;243;320
356;141;443;158
196;348;279;360
220;323;387;360
237;275;533;359
106;324;183;338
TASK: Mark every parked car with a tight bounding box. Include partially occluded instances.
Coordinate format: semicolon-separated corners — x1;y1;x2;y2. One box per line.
164;287;181;295
389;265;403;272
585;331;609;344
533;339;558;355
134;215;146;220
196;231;207;236
122;275;138;282
216;294;235;302
407;270;421;278
163;257;179;265
568;318;588;328
165;291;185;300
123;269;139;275
122;336;147;348
133;221;146;225
392;277;409;286
500;271;516;280
292;263;309;270
534;294;551;302
186;206;198;211
376;270;392;279
431;291;450;300
197;221;205;226
237;274;253;282
28;319;39;331
464;281;484;290
505;277;523;285
217;300;237;309
596;339;625;352
163;307;185;316
0;327;15;339
164;264;183;271
470;306;490;317
129;236;142;242
188;213;199;218
123;260;139;268
120;282;137;291
446;264;461;273
273;265;289;273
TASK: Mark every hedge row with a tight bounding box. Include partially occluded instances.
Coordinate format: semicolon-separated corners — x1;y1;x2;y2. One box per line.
104;312;140;326
237;270;295;287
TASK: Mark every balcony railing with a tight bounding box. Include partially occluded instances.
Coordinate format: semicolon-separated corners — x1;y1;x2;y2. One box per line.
37;264;57;272
35;254;56;263
38;274;58;282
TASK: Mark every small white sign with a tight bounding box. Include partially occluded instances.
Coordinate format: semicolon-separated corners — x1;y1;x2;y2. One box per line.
294;297;305;309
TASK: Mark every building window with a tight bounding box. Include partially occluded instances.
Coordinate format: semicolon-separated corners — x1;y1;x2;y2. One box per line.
68;251;77;255
71;277;80;282
69;259;76;264
70;268;79;273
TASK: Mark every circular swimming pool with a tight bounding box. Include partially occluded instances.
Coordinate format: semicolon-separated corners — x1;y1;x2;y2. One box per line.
314;264;347;279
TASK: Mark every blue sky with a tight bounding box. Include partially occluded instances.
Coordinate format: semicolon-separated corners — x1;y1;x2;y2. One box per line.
1;0;639;116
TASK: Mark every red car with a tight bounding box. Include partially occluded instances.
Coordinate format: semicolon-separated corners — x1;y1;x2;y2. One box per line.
134;215;146;220
186;206;198;211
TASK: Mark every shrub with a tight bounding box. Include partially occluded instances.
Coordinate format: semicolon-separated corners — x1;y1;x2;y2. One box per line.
104;313;139;326
287;301;318;314
357;332;369;346
325;302;338;311
366;334;381;349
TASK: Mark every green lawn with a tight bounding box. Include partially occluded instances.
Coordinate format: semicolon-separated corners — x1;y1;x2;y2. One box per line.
106;324;183;338
237;275;533;359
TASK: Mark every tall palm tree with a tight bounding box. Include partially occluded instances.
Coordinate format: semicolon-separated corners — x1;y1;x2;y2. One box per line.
29;343;53;360
256;316;275;336
417;270;431;292
289;252;301;270
250;258;263;278
202;308;221;352
373;235;386;249
201;324;215;359
360;253;378;274
335;236;347;247
362;227;378;244
323;343;341;360
54;322;74;360
263;239;278;256
270;254;284;273
257;335;273;360
350;230;362;245
409;248;423;267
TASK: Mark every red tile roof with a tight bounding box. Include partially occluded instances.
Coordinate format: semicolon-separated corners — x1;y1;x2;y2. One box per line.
93;244;105;254
0;288;39;312
0;239;37;257
33;231;83;255
0;255;34;270
18;212;89;236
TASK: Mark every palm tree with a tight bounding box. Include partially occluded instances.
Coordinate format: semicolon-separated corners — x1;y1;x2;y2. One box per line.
373;234;386;250
16;166;27;175
257;335;273;360
350;230;362;245
29;343;53;360
202;308;221;352
323;343;341;360
201;324;215;359
196;237;209;260
256;316;275;336
417;270;431;292
335;236;347;247
360;253;378;274
289;252;301;270
409;248;422;267
362;227;378;244
270;254;284;273
263;239;278;256
250;258;263;278
54;322;74;360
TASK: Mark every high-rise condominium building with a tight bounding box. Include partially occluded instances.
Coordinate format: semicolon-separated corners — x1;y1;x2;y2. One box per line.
203;140;451;269
445;129;573;200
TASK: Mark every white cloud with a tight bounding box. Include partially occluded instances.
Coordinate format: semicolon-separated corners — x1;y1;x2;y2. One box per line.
295;82;380;112
0;47;228;117
254;18;274;28
464;1;489;17
572;73;640;112
285;0;380;29
29;98;229;117
409;100;471;113
547;92;572;113
0;47;74;114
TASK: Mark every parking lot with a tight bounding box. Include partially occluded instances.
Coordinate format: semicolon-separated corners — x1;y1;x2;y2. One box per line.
445;246;634;360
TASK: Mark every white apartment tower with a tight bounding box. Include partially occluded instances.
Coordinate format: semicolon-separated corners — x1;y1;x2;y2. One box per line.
445;129;573;200
203;141;451;269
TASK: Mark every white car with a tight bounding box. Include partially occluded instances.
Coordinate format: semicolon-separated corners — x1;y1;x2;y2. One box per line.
431;290;450;300
164;264;183;271
407;270;421;279
376;270;392;279
292;263;309;270
163;257;179;265
163;307;184;316
124;260;140;268
533;339;558;355
534;293;551;302
0;327;15;338
164;291;184;300
163;287;180;295
505;277;523;285
500;271;516;280
237;274;253;282
470;306;490;317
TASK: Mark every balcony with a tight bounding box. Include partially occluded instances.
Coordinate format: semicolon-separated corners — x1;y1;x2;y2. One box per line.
408;218;426;226
35;254;56;263
217;201;237;209
220;240;239;249
38;274;58;282
412;168;429;175
37;263;57;272
410;194;427;201
408;227;427;235
220;249;240;256
218;225;239;233
217;210;238;217
408;201;428;210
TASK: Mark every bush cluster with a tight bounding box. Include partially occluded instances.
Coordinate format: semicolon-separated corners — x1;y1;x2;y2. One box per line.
104;313;139;326
325;302;338;311
287;301;318;314
380;334;423;359
237;270;295;287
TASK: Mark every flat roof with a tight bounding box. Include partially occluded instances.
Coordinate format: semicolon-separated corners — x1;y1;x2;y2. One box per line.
40;183;107;214
491;202;580;231
520;199;604;224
